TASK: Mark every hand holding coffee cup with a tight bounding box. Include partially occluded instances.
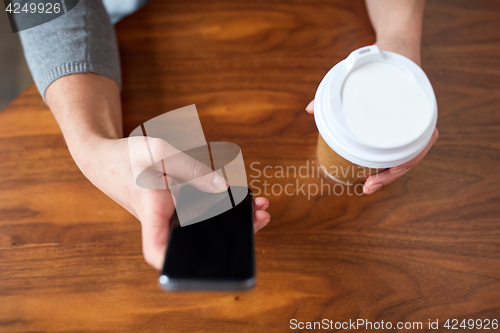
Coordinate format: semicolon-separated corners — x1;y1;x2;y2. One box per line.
307;45;438;195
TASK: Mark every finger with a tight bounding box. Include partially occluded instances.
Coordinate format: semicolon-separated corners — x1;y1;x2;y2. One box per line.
389;127;439;174
364;127;439;195
166;175;180;205
305;100;315;114
253;197;269;211
138;190;175;270
254;210;271;233
363;167;411;195
147;138;228;193
163;153;227;193
176;191;229;224
141;221;168;270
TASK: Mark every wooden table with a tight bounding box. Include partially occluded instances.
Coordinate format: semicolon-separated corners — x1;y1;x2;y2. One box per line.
1;0;499;332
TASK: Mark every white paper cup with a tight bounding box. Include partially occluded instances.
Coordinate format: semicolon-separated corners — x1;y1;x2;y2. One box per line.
314;45;437;184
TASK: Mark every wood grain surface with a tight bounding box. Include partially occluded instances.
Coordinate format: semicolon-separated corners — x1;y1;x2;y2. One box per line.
1;0;499;332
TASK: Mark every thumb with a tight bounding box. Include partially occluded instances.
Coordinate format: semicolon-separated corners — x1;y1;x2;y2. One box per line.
305;100;315;114
138;189;174;270
146;138;228;193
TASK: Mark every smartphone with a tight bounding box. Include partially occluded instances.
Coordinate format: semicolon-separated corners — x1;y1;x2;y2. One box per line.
159;185;255;291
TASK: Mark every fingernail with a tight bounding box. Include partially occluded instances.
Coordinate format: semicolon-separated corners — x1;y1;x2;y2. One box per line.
255;218;270;233
368;183;383;194
390;167;408;175
261;204;269;211
213;174;228;192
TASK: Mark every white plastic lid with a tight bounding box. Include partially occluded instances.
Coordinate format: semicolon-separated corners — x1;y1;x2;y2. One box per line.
314;45;437;168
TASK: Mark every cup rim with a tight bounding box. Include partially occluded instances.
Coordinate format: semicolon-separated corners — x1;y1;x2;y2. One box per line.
314;45;438;168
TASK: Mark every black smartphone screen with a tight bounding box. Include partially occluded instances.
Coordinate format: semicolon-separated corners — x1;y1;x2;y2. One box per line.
160;186;255;291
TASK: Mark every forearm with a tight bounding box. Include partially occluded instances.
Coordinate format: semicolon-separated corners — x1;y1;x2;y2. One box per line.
365;0;426;65
45;74;123;172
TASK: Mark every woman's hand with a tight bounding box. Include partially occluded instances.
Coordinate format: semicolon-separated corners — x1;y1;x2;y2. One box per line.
46;74;270;271
306;99;438;195
77;137;271;270
305;33;438;195
307;0;437;194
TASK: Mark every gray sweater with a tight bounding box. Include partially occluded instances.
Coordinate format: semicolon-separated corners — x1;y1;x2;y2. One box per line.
19;0;147;100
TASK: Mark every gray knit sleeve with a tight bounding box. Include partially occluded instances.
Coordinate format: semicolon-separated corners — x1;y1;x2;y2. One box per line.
18;0;121;101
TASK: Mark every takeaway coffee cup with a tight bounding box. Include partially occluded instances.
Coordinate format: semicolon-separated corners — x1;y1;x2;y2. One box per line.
314;45;437;184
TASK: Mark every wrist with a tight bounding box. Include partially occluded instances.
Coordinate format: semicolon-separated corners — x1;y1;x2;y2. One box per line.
45;73;123;174
375;34;422;66
365;0;425;66
67;134;116;177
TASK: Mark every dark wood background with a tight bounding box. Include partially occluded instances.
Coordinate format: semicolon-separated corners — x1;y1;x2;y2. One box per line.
1;0;499;332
